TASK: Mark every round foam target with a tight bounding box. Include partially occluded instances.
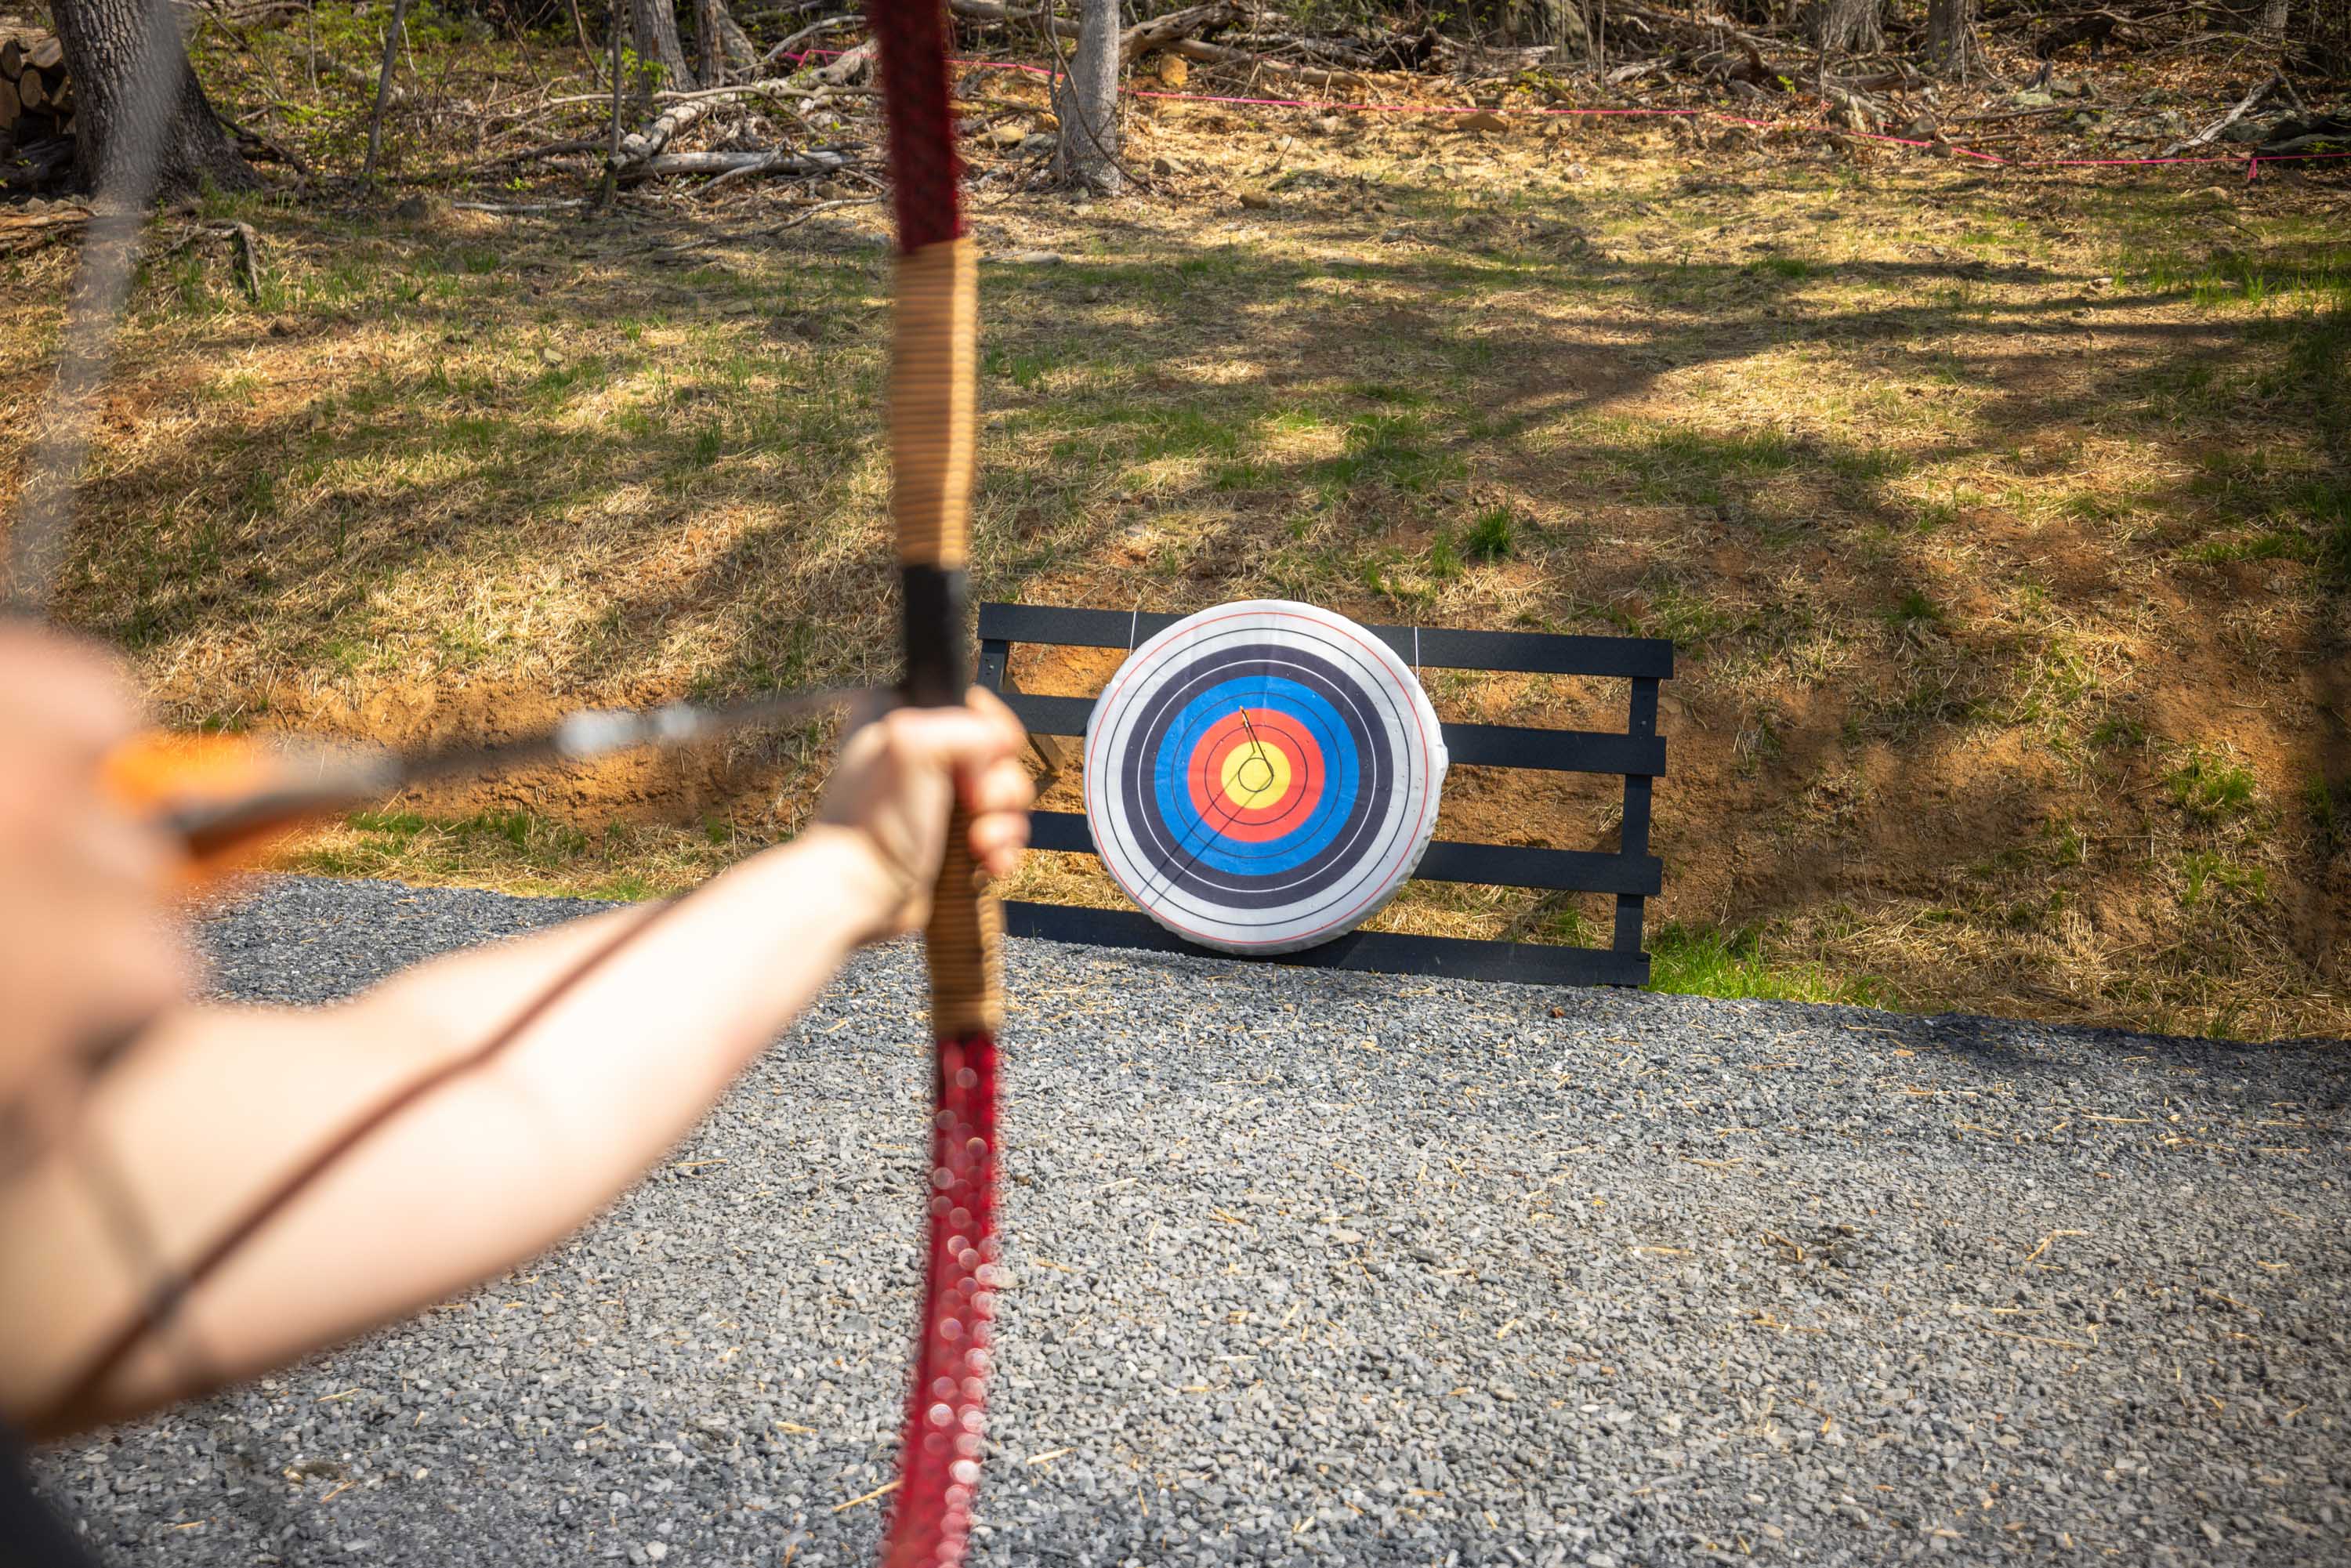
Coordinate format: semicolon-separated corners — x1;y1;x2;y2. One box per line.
1083;600;1448;954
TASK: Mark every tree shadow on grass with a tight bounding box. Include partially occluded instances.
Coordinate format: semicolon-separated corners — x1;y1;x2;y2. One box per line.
40;172;2350;1034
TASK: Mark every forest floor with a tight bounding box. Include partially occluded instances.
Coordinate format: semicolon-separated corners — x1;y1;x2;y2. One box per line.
2;46;2346;1039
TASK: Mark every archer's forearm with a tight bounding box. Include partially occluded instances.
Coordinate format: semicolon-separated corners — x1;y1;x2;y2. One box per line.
0;827;899;1433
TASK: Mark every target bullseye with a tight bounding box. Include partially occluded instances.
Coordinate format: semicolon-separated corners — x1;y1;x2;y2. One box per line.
1084;600;1448;954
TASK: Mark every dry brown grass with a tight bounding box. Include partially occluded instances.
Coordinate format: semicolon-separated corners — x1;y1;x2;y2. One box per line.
5;67;2346;1039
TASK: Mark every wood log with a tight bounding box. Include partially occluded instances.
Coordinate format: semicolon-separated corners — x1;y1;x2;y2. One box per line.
619;147;849;180
0;205;87;254
0;75;17;132
5;136;74;190
947;0;1078;43
813;38;873;84
27;34;61;71
616;92;722;162
2162;72;2279;157
947;0;1245;66
1117;1;1244;64
0;38;22;79
17;69;44;114
213;220;263;302
608;76;849;169
2255;133;2341;155
1165;38;1364;89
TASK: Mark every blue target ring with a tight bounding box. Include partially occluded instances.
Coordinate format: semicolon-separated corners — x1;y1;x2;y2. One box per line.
1150;676;1359;878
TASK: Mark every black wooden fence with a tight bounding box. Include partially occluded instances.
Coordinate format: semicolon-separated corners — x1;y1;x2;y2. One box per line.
976;603;1672;987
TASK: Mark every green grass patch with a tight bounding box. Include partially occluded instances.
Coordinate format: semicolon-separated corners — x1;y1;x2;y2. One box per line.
2306;776;2351;858
2164;748;2258;821
1320;411;1462;494
1885;588;1943;630
1645;924;1895;1008
1463;506;1516;562
2177;850;2266;908
2089;711;2147;750
1619;426;1799;506
1627;584;1737;651
2127;245;2351;310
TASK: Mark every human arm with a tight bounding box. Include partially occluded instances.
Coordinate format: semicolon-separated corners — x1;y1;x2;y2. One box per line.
0;686;1031;1436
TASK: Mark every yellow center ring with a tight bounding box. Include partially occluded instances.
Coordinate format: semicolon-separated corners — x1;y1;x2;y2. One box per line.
1219;741;1291;807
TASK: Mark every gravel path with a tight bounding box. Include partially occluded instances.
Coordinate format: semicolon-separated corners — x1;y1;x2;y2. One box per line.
31;877;2351;1566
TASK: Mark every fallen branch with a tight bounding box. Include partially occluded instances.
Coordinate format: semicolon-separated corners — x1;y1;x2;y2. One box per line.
214;219;263;302
700;143;830;192
813;38;874;84
619;147;851;181
1224;31;1380;67
2161;71;2278;158
542;78;868;109
618;92;725;162
947;0;1076;42
1611;0;1777;59
603;75;862;177
1165;38;1363;89
219;113;314;179
197;0;313;23
161;219;263;300
0;204;85;254
761;13;860;65
1947;103;2077;124
1115;1;1244;64
2255;131;2351;156
450;197;591;212
946;0;1244;66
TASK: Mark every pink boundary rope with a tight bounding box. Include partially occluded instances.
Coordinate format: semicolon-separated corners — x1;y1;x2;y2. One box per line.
778;46;2351;179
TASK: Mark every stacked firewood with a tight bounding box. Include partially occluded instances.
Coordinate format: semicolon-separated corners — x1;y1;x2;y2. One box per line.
0;31;73;143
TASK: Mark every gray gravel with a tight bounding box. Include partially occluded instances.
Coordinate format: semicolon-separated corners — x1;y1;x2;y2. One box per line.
31;875;2351;1566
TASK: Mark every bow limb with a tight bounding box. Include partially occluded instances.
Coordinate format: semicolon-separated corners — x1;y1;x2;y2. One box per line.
867;2;1005;1564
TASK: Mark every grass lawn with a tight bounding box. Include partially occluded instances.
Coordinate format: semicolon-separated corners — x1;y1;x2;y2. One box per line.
9;73;2346;1038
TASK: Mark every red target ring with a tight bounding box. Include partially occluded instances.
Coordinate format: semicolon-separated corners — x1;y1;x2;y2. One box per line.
1183;708;1327;843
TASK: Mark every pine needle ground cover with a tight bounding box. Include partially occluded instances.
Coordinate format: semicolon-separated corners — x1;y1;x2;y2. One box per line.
6;93;2345;1039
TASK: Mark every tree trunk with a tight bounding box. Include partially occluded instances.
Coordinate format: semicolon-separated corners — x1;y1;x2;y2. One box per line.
2259;0;2288;40
50;0;259;197
1809;0;1882;59
2300;0;2351;71
1511;0;1591;53
694;0;720;84
708;0;758;74
1052;0;1121;196
362;0;412;177
632;0;695;93
693;0;755;83
1925;0;1970;68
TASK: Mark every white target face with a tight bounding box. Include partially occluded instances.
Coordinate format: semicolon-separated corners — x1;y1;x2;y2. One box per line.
1083;600;1448;954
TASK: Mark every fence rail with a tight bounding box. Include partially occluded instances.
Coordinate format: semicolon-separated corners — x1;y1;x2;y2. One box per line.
976;602;1672;988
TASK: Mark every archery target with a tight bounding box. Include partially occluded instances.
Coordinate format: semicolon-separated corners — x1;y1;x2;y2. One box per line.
1083;600;1447;954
